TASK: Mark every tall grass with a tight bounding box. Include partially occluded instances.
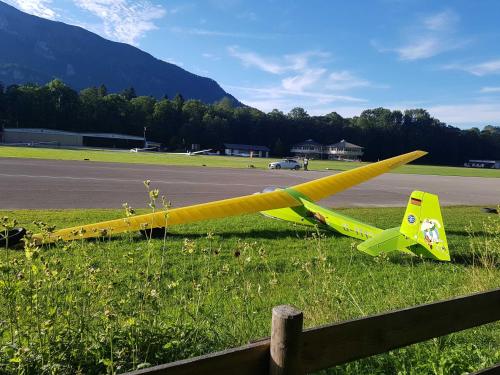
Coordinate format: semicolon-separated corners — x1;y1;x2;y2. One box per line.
0;199;499;374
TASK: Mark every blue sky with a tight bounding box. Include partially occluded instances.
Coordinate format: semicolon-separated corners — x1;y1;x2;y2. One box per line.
4;0;500;128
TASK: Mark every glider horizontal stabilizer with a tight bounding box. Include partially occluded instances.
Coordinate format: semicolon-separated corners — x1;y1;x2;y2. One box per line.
358;191;449;261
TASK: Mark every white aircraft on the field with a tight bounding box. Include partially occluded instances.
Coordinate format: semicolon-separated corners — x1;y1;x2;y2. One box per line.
167;149;213;156
130;147;159;152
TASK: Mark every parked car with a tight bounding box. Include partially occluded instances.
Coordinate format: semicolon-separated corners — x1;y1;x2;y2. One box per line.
268;159;301;170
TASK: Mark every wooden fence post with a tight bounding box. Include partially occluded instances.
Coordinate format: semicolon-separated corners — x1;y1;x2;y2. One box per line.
269;305;305;375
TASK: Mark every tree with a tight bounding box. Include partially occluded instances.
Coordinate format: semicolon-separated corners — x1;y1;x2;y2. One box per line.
46;79;79;130
130;96;156;133
0;82;5;121
173;93;184;111
273;138;287;156
98;84;108;97
1;78;499;166
288;107;309;120
120;87;137;100
182;100;207;124
268;109;286;120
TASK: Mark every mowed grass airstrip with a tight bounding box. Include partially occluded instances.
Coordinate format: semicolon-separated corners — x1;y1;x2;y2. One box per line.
1;205;499;374
1;145;500;177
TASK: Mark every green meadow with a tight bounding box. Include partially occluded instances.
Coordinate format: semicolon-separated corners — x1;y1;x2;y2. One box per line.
1;145;500;177
1;206;499;374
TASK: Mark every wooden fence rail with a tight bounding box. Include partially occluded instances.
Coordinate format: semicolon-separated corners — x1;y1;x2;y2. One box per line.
126;288;500;375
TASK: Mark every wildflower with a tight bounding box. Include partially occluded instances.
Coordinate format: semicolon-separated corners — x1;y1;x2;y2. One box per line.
122;203;136;217
149;188;159;200
161;195;171;210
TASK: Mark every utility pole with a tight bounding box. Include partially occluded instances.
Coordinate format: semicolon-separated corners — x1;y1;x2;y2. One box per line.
143;126;148;148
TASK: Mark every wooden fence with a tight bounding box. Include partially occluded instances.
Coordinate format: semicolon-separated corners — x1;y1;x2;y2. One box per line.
126;288;500;375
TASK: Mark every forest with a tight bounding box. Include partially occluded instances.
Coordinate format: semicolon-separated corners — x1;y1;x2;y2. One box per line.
1;79;499;165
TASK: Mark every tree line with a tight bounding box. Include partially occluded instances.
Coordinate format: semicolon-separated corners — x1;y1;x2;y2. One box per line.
0;79;499;165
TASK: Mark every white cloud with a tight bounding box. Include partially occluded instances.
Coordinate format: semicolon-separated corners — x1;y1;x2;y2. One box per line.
480;86;500;93
377;10;463;61
327;70;372;90
5;0;57;19
225;47;386;114
227;47;331;75
281;69;326;92
471;60;500;75
201;53;220;61
162;57;183;67
428;102;500;126
73;0;166;45
423;10;459;31
396;37;445;61
442;59;500;76
227;46;285;74
171;27;278;39
224;84;366;114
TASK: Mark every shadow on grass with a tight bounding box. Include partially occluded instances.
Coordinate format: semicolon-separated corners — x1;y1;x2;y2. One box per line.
381;252;499;270
167;228;333;240
34;226;345;249
450;253;499;269
447;230;492;237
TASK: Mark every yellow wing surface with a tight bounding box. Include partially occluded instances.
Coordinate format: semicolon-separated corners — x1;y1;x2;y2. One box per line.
37;150;426;243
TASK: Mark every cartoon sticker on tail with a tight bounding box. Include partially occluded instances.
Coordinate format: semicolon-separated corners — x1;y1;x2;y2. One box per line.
420;218;441;247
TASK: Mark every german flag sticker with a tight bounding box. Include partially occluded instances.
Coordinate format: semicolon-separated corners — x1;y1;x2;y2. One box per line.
411;197;422;206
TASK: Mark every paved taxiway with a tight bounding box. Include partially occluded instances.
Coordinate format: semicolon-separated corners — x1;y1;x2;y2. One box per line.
0;158;498;209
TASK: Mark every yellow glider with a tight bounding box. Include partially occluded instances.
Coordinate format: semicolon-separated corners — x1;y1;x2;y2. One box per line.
33;150;426;244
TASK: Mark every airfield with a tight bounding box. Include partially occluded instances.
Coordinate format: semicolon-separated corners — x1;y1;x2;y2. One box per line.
1;154;499;375
0;156;499;209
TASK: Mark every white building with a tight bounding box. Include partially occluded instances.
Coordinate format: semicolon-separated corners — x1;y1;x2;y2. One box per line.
325;139;364;161
290;139;324;159
290;139;364;160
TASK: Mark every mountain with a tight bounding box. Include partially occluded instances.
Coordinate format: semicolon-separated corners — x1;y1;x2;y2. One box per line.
0;1;238;104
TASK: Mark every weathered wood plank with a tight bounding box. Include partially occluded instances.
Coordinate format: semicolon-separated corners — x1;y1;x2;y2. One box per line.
124;339;270;375
301;288;500;372
469;363;500;374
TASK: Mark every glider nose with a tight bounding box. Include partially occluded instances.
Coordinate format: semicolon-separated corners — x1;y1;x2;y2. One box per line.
261;186;284;193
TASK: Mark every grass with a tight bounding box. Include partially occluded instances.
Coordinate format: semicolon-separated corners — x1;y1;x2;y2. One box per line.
2;145;500;177
1;205;499;374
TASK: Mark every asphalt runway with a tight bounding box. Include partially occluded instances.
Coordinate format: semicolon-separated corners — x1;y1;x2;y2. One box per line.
0;157;498;210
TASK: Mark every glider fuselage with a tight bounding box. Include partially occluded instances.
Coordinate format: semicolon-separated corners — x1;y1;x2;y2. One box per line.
261;189;450;261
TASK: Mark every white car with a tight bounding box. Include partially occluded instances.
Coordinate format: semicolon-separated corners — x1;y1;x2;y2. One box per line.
268;159;301;170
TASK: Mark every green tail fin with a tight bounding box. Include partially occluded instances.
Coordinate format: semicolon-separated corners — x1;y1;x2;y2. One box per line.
401;191;450;261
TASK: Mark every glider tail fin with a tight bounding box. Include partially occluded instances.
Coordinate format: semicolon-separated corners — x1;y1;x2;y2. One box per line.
400;191;450;261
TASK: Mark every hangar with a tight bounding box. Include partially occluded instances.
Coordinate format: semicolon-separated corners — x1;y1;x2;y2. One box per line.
0;128;151;149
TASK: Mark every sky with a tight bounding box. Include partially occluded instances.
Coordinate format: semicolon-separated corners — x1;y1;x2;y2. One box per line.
4;0;500;129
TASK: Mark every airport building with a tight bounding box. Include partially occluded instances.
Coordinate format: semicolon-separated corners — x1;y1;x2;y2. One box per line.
289;139;324;158
224;143;270;158
290;139;364;160
0;128;151;149
325;139;364;161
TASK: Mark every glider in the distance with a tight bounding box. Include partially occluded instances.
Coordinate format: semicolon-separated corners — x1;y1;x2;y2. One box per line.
1;150;449;261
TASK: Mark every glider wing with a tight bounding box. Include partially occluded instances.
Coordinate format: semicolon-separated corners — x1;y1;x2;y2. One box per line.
37;150;426;243
291;150;426;201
